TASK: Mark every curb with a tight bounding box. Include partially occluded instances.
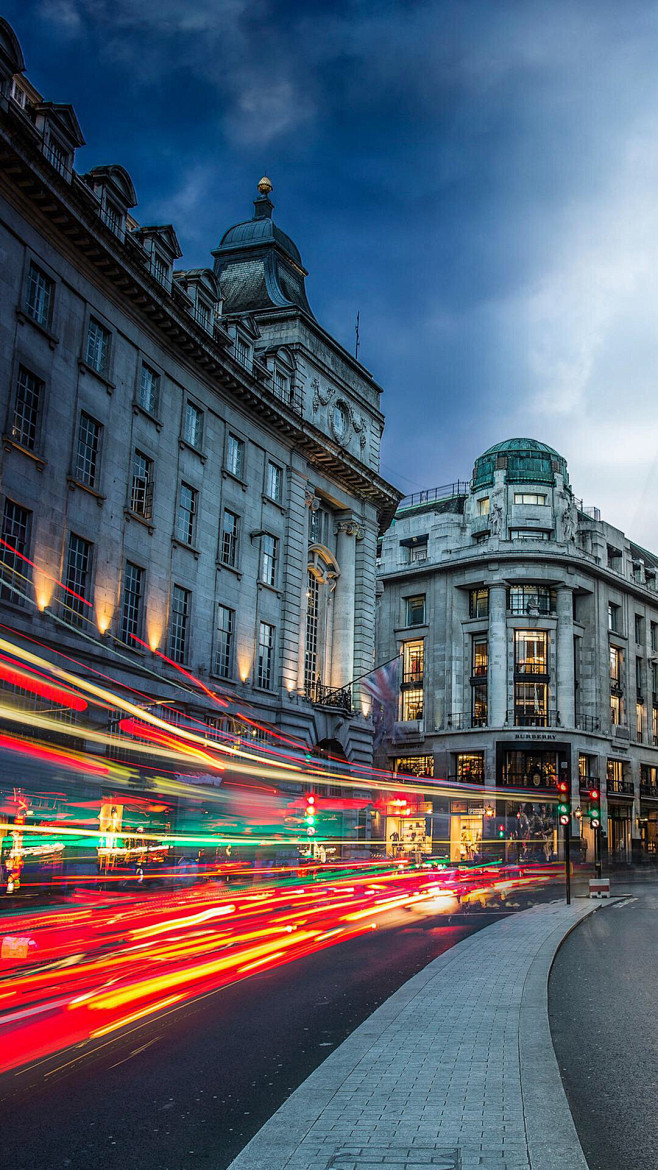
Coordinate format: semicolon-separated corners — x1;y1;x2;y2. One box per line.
224;899;617;1170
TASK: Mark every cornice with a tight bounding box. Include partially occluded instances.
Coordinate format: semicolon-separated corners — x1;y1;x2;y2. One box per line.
0;102;400;528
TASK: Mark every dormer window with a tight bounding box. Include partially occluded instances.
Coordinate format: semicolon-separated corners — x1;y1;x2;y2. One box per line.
273;366;290;403
151;252;170;290
10;78;26;108
103;200;122;237
235;335;252;369
45;134;69;177
196;300;212;333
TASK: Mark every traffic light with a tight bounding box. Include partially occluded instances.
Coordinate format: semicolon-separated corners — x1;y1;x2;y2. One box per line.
557;778;570;826
497;823;505;839
305;794;316;836
588;787;600;829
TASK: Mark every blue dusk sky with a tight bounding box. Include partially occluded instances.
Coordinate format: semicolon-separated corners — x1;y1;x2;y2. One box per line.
7;0;658;546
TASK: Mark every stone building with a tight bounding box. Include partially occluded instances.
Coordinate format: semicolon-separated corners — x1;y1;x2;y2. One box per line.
0;14;399;798
376;437;658;865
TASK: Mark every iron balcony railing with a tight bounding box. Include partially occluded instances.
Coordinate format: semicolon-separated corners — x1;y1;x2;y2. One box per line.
508;709;559;728
448;772;485;786
447;712;488;730
576;714;601;733
579;775;600;789
397;481;470;512
607;778;635;796
500;771;558;790
304;680;353;714
640;784;658;799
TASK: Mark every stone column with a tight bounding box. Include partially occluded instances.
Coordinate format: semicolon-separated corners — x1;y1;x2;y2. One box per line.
556;585;575;728
331;520;359;690
488;582;508;727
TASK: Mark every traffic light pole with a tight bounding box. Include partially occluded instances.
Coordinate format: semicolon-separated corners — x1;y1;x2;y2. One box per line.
594;823;602;880
564;818;571;905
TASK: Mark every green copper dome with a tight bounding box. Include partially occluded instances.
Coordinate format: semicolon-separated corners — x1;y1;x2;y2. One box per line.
473;438;569;490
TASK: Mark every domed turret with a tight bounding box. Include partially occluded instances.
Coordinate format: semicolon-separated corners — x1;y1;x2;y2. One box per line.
212;179;313;317
472;438;569;491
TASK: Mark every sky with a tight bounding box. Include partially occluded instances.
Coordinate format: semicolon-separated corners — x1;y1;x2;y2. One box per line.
7;0;658;546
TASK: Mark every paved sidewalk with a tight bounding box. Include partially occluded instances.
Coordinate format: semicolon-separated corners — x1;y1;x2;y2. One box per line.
226;899;611;1170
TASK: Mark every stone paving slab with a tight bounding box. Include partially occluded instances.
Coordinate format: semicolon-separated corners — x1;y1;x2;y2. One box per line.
225;899;612;1170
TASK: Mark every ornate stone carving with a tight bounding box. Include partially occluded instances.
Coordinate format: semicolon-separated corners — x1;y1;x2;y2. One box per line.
336;520;363;539
311;376;335;413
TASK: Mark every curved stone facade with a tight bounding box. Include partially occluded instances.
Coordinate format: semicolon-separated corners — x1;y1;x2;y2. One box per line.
376;440;658;864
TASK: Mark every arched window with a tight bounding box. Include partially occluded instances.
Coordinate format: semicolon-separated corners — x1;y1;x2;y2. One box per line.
304;547;340;698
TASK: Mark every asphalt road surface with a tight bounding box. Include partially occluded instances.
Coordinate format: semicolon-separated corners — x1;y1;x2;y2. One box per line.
0;911;492;1170
549;884;658;1170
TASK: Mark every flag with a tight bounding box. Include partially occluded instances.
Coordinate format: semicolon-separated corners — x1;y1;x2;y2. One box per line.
361;655;401;749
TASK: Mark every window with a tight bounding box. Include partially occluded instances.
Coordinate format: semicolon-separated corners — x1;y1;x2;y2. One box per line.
85;318;110;375
226;433;245;479
637;702;644;741
635;614;644;644
10;79;27;108
394;756;433;778
104;201;121;235
215;605;234;678
610;693;623;725
578;754;594;781
636;656;644;696
46;135;68;176
406;595;426;626
408;537;428;563
610;645;622;686
266;460;282;503
514;630;548;674
235;335;251;368
273;367;290;401
151;252;169;288
260;534;278;586
25;262;54;328
472;683;488;727
130;450;154;519
509;529;550;541
196;301;212;332
654;706;658;746
607;759;623;788
0;500;31;603
304;571;320;691
472;637;488;676
469;588;489;619
652;661;658;697
652;622;658;652
74;412;101;488
608;602;620;632
641;764;658;790
514;493;547;505
456;752;484;783
607;545;622;570
401;689;423;721
138;363;160;415
63;534;92;626
176;482;197;545
477;497;490;515
403;640;424;685
221;509;240;567
509;585;556;615
169;585;190;664
257;622;275;689
120;562;144;645
183;401;203;449
11;366;42;450
514;682;548;726
310;506;332;547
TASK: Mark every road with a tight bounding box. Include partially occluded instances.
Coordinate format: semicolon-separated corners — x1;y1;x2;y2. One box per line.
549;884;658;1170
0;912;489;1170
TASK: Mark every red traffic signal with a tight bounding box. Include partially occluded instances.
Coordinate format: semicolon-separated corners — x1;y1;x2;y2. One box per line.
589;787;599;802
557;779;569;794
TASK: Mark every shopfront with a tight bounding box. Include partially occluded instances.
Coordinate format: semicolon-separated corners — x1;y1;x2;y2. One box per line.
382;792;433;857
449;800;486;862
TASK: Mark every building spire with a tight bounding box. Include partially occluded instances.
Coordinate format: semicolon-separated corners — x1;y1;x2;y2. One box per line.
254;175;274;219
